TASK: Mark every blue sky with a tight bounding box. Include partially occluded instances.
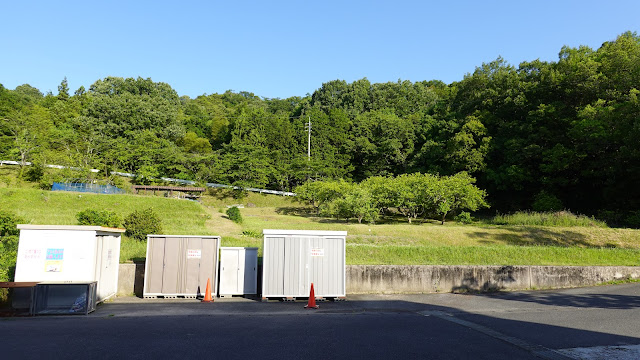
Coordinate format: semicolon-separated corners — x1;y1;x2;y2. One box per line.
1;0;639;99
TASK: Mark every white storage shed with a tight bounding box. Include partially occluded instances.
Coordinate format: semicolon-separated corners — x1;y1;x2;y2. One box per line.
219;247;258;297
14;225;124;302
262;229;346;300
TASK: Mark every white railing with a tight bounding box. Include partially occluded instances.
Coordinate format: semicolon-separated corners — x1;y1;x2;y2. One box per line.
0;160;296;196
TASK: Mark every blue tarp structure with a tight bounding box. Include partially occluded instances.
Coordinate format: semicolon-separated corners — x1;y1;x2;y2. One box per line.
51;182;126;195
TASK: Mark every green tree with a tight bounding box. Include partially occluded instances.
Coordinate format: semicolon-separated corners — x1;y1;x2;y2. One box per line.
392;173;435;224
431;172;489;225
5;104;52;175
14;84;43;101
57;77;70;101
350;109;415;179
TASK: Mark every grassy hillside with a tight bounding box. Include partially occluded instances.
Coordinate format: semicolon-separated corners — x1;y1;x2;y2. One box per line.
223;207;640;266
0;187;215;263
1;185;640;266
0;188;212;233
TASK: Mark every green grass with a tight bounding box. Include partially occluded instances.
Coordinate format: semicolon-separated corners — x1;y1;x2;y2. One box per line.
119;237;149;263
599;277;640;286
227;207;640;266
0;187;213;235
0;187;215;262
2;183;640;267
491;211;608;227
346;245;640;266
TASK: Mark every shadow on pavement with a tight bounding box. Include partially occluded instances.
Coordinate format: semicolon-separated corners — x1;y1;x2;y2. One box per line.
485;290;640;309
3;287;640;359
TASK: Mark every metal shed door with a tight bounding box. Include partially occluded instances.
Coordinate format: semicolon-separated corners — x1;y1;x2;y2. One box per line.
264;237;285;296
243;249;257;294
96;235;114;300
162;238;181;294
309;237;344;296
185;237;202;294
146;237;166;294
200;237;217;295
283;237;310;297
220;249;240;294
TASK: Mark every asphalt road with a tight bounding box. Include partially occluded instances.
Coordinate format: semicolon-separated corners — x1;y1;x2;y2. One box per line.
2;283;639;360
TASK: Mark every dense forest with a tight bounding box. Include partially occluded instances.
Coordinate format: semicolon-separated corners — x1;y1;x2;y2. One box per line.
1;32;639;224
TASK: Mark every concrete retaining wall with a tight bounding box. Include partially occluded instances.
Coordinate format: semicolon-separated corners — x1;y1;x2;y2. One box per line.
118;263;145;297
346;265;640;294
117;264;640;296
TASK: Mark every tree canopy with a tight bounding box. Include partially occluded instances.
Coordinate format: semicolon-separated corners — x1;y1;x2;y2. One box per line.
1;32;640;225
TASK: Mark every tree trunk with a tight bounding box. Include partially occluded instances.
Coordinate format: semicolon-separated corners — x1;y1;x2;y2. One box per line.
441;212;447;225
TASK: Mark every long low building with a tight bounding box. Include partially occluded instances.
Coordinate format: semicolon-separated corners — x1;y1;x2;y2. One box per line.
132;185;206;198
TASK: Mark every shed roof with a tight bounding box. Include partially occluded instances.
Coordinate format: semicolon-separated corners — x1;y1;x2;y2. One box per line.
147;234;220;239
263;229;347;236
17;225;126;233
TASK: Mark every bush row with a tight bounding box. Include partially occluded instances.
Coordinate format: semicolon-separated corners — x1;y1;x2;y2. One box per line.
295;172;489;224
76;208;162;241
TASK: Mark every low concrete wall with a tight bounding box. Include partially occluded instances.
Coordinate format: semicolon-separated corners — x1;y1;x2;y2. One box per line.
117;263;145;297
346;265;640;294
118;264;640;296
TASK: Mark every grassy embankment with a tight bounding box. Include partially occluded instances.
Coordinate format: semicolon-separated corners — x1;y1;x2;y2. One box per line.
231;207;640;266
1;181;639;266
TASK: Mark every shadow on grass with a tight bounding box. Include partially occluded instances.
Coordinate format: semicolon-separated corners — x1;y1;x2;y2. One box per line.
275;206;314;216
470;227;594;247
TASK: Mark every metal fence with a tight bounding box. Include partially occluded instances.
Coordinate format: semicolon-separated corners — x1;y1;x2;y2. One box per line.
51;182;126;195
3;160;296;196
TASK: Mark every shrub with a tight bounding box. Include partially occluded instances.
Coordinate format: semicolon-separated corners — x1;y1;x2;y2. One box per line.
0;211;24;237
226;206;243;223
0;211;23;298
492;211;607;227
22;164;45;182
625;211;640;228
455;211;473;224
123;208;162;241
596;210;623;226
0;236;18;281
532;191;563;212
242;229;261;238
76;209;121;228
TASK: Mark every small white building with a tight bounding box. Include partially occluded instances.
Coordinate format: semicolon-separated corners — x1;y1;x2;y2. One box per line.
219;247;258;297
14;225;125;302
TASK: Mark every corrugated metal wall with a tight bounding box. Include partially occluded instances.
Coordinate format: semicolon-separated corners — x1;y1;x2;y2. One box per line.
309;237;345;296
219;247;258;296
263;237;285;296
144;236;220;297
94;234;120;301
263;234;345;298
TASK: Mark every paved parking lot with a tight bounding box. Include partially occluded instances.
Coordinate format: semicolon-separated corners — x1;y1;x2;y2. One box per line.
2;284;639;359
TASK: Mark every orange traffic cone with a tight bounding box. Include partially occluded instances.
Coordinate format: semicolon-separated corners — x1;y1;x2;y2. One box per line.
202;278;213;303
304;282;319;309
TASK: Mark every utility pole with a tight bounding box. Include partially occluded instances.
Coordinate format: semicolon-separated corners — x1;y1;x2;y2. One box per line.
305;116;311;161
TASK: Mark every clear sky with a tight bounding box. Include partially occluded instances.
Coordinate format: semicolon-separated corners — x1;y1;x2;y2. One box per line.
2;0;639;99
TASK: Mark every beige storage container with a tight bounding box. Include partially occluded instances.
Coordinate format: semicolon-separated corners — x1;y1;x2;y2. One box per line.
143;235;220;299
